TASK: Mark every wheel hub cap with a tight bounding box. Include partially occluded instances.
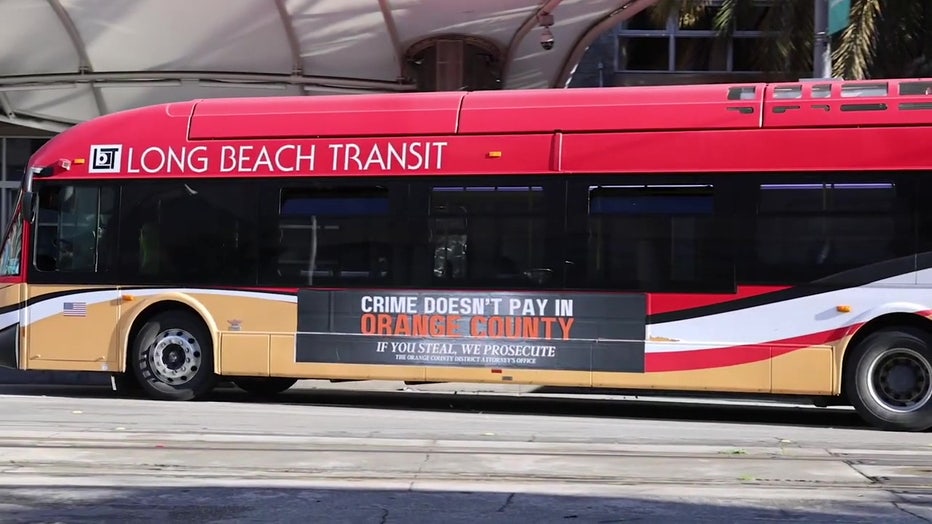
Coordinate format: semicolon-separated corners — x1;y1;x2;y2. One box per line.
148;329;202;386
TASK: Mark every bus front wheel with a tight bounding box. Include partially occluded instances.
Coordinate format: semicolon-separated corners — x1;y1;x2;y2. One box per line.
131;311;218;401
232;377;298;397
845;327;932;431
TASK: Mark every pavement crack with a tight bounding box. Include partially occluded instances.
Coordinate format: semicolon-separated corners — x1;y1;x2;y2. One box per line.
841;458;878;484
497;493;515;513
408;453;431;491
379;508;389;524
892;500;932;523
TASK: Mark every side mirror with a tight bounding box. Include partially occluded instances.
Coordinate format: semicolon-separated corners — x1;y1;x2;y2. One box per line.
21;192;37;224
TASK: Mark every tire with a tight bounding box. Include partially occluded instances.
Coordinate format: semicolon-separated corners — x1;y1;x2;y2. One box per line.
844;327;932;431
232;377;298;397
131;310;218;401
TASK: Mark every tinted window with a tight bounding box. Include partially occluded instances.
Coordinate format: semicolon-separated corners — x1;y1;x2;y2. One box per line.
118;181;258;285
32;184;116;274
429;185;553;287
269;186;392;286
587;184;731;291
747;180;913;284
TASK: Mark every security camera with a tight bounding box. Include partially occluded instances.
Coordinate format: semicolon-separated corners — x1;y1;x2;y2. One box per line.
540;27;554;50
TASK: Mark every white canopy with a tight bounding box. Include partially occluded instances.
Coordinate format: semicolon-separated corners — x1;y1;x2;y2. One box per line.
0;0;653;133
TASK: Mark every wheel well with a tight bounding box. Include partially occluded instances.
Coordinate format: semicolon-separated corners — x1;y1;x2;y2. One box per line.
842;312;932;388
125;301;210;371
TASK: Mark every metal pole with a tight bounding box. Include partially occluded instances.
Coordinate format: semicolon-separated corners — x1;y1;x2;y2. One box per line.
813;0;832;78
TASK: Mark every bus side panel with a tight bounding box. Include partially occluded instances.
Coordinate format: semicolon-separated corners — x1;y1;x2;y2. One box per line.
23;285;122;371
424;367;591;387
593;344;832;395
771;345;835;395
173;287;837;395
219;332;271;376
178;290;427;382
148;290;432;382
155;290;293;378
591;359;771;393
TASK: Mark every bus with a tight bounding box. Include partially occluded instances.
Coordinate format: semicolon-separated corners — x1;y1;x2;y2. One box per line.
1;78;931;432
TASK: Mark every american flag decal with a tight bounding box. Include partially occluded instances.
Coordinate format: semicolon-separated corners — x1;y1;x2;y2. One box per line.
63;301;87;317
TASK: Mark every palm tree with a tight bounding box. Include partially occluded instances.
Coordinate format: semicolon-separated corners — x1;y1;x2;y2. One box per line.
648;0;932;79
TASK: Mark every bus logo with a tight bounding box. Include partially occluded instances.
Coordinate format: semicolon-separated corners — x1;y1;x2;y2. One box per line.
89;144;123;173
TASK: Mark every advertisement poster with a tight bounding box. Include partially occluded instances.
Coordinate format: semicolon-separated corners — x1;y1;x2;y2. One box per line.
296;290;646;373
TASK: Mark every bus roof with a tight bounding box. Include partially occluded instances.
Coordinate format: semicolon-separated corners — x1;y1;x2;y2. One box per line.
187;77;932;138
26;77;932;178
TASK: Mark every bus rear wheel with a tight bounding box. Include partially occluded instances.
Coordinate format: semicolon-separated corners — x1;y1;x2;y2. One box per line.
232;377;298;397
844;327;932;431
131;311;218;401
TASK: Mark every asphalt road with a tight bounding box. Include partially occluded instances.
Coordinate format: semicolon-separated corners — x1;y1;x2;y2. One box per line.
0;384;930;523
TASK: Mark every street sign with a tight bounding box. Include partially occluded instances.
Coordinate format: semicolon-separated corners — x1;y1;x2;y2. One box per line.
828;0;851;35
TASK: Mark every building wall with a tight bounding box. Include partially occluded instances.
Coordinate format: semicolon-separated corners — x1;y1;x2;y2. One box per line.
0;136;49;233
569;7;798;89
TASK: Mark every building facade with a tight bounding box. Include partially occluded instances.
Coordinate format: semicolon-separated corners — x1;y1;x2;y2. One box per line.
569;6;794;88
0;123;51;232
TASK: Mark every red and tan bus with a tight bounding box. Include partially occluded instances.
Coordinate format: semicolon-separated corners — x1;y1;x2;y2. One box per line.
1;78;932;431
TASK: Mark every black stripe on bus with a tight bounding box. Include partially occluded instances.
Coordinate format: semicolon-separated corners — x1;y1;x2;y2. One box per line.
647;255;920;324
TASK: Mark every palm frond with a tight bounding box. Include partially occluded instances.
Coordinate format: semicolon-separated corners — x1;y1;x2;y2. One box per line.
711;0;738;33
832;0;881;79
755;0;811;74
641;0;928;80
868;0;927;77
649;0;719;29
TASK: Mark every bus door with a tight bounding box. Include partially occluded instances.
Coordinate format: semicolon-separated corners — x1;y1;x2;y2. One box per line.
24;184;122;367
0;198;27;369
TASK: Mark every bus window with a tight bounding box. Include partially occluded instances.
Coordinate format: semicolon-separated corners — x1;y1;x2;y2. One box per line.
751;180;908;284
118;181;258;285
275;186;391;286
587;184;729;292
32;185;116;274
0;206;23;277
429;185;551;287
431;215;467;280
